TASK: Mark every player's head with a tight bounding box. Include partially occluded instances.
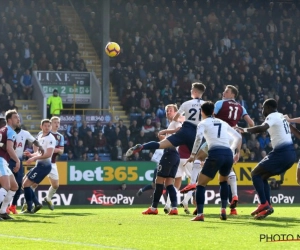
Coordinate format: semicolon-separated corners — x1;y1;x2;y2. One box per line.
0;117;6;128
50;116;60;131
191;82;206;98
40;119;52;133
165;104;178;120
201;101;215;118
5;109;20;129
262;98;277;117
53;89;58;96
223;85;239;100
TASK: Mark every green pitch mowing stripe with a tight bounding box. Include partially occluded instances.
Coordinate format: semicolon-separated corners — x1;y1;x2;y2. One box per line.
1;205;300;250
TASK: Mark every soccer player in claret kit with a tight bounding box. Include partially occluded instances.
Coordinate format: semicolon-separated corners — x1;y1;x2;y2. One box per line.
0;110;22;220
237;99;296;219
22;119;56;214
142;104;182;215
7;125;44;214
185;101;242;221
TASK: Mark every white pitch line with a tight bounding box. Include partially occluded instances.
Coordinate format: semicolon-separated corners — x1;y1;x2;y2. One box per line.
0;234;137;250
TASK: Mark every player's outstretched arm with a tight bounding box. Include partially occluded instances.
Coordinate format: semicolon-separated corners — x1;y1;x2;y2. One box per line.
237;123;269;134
284;115;300;124
289;124;300;140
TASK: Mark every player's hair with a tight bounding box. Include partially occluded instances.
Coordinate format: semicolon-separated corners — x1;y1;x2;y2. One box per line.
165;104;178;112
41;119;51;126
192;82;206;93
226;85;239;97
201;101;215;116
0;117;6;128
5;109;18;121
50;116;60;122
263;98;277;109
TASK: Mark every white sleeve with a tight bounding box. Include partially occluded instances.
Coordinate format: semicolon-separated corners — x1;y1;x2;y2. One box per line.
227;125;241;151
177;102;186;115
191;123;204;155
25;131;36;143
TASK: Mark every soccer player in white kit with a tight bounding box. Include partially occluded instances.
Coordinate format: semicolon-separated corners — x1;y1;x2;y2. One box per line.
237;99;296;219
185;101;242;221
22;119;56;213
142;104;182;215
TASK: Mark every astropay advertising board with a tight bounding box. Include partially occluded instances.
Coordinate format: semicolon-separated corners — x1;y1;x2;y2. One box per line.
36;71;91;103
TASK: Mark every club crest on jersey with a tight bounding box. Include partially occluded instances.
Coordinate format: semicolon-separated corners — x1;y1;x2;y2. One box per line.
57;135;60;140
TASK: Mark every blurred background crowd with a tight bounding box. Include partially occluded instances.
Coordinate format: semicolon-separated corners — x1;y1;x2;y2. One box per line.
2;0;300;162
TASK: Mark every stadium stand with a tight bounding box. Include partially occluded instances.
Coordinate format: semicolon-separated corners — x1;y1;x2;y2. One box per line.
2;0;300;162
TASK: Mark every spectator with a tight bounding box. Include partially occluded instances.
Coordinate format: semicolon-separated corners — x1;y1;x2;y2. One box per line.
140;92;151;113
10;68;22;99
129;119;141;139
94;131;107;153
141;118;155;135
83;130;95;153
67;150;76;160
240;143;251;162
111;140;123;161
257;132;271;149
79;121;91;139
73;139;86;159
20;69;33;100
0;78;12;98
47;89;63;117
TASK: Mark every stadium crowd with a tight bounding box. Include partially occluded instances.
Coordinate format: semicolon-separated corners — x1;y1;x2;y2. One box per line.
73;0;300;162
2;0;300;162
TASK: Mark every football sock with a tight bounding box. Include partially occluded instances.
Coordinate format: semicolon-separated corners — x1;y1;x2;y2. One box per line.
183;190;194;204
196;185;205;214
142;184;153;192
263;179;271;205
142;141;160;150
227;171;238;197
31;189;40;206
166;194;171;207
47;186;57;200
220;181;229;209
12;182;22;206
166;185;177;208
191;160;202;184
0;188;8;204
228;186;233;203
252;175;267;204
0;190;15;213
24;187;33;211
151;183;164;208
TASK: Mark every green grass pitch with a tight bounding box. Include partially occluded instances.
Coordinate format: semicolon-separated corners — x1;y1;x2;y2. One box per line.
1;205;300;250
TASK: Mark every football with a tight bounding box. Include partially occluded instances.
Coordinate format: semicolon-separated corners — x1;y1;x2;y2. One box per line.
105;42;121;57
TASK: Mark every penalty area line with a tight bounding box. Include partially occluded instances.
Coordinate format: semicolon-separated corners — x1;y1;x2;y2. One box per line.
0;234;137;250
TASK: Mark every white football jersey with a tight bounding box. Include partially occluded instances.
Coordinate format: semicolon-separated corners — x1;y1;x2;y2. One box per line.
263;112;293;149
36;132;56;165
177;98;205;126
15;129;36;158
193;117;241;154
